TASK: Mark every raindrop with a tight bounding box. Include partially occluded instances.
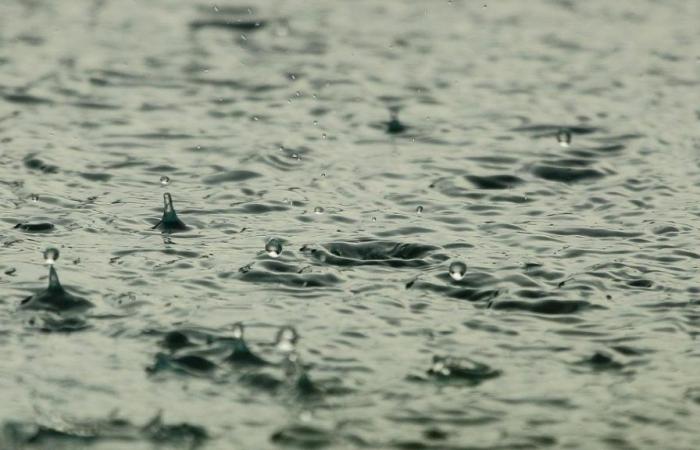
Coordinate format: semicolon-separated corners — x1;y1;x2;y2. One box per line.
416;205;424;214
372;216;377;222
159;175;170;186
43;247;60;265
557;129;572;147
265;238;283;258
321;133;327;140
313;120;318;126
30;194;39;202
276;326;298;354
449;261;467;281
314;206;324;214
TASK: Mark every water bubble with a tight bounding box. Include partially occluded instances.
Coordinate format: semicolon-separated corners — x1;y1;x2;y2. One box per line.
159;176;170;186
265;238;283;257
30;194;39;202
43;247;60;265
416;205;424;214
557;129;572;147
276;326;298;353
314;206;324;214
449;261;467;281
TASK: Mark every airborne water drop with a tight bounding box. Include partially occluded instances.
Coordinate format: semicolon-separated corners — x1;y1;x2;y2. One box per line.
449;261;467;281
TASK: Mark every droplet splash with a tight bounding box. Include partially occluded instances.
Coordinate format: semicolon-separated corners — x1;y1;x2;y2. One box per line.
416;205;424;215
160;176;170;186
265;238;283;258
276;326;298;354
448;261;467;281
30;194;39;202
313;207;324;214
43;247;60;265
557;129;572;147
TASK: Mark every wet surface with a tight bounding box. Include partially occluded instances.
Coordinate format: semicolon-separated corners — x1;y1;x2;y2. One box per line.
1;0;700;449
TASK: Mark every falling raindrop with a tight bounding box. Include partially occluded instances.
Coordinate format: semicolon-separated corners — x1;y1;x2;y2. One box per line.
160;176;170;186
43;247;60;265
265;238;283;258
557;129;572;147
416;205;424;214
449;261;467;281
314;206;324;214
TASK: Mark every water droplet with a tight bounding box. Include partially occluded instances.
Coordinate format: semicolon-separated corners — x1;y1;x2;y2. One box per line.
232;322;244;339
321;133;327;140
30;194;39;202
371;216;377;222
159;175;170;186
314;206;324;214
557;129;571;147
416;205;424;214
321;172;326;177
313;120;318;126
240;34;248;41
276;326;298;353
449;261;467;281
43;247;60;265
213;5;219;12
265;238;283;257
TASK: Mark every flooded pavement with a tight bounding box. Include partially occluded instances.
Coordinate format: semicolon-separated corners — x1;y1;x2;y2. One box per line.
1;0;700;449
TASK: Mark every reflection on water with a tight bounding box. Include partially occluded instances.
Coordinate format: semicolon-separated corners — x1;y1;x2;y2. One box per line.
1;0;700;449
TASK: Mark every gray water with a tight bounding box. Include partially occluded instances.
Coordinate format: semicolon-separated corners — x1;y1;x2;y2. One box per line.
1;0;700;449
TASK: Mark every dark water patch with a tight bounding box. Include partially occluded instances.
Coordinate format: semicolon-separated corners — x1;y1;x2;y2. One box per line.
14;222;54;232
23;155;59;173
203;170;262;184
3;93;53;105
532;165;606;183
466;174;524;190
189;19;267;32
1;413;207;449
79;172;112;182
270;424;334;449
231;202;290;214
409;356;501;387
302;241;442;268
489;299;599;315
575;351;625;372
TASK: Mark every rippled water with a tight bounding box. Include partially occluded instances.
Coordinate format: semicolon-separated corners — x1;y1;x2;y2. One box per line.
1;0;700;449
